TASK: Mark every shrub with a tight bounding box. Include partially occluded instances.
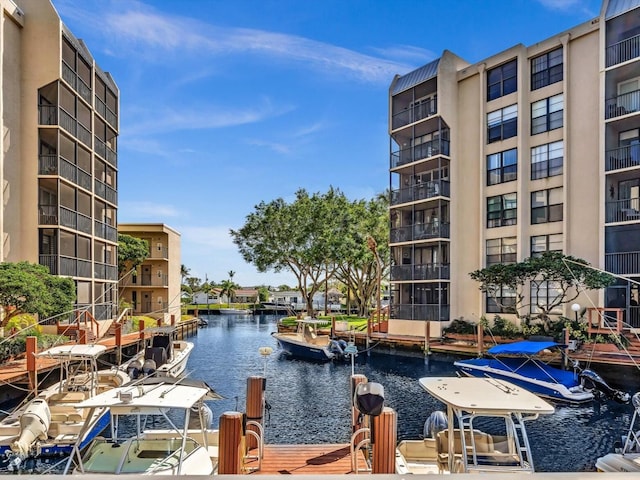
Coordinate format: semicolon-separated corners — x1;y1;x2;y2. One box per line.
443;318;477;335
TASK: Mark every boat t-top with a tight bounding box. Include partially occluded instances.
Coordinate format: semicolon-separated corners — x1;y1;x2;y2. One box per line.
396;376;554;474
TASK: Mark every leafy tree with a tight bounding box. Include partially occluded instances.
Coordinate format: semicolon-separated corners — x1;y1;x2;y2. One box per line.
219;279;238;304
257;286;270;302
470;251;614;332
0;262;75;327
118;234;150;278
231;188;352;315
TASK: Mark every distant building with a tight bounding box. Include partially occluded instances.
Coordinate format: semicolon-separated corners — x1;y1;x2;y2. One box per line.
118;223;181;322
387;0;640;336
1;0;120;320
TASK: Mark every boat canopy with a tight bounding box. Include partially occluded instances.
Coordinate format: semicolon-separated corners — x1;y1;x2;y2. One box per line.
35;344;107;359
488;340;561;356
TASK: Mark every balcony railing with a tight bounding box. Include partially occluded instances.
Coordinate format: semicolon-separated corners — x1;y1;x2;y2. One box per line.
606;34;640;67
392;96;437;130
391;180;450;205
605;251;640;275
95;96;118;130
40;254;92;278
62;60;92;104
605;197;640;223
391;222;450;243
95;219;118;242
95;136;118;168
390;303;450;321
95;179;118;204
39;204;58;225
391;263;450;281
95;262;118;280
391;139;450;168
149;247;169;259
606;144;640;171
605;89;640;119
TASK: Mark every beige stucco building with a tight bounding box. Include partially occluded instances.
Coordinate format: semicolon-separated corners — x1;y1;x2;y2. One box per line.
388;0;640;336
1;0;119;320
118;223;182;322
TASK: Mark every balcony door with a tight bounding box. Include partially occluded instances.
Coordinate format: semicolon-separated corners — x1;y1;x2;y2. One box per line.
619;179;640;211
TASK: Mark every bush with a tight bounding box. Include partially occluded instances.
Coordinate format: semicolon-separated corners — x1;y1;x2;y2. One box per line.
443;318;477;335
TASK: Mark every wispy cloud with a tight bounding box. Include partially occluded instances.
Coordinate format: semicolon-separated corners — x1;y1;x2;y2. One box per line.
370;45;436;64
179;226;237;250
120;201;182;218
54;0;417;84
536;0;599;16
246;139;291;155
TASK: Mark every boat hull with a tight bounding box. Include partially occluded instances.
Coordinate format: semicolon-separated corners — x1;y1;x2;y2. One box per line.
272;333;334;362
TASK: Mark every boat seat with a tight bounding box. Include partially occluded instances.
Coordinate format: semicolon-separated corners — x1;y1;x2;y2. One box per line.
49;391;88;403
436;429;494;472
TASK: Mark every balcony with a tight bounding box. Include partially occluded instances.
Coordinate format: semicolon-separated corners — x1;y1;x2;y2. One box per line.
605;89;640;119
392;96;437;130
391;222;450;243
39;254;92;278
95;179;117;204
149;247;169;259
94;136;118;168
606;34;640;68
95;262;118;281
95;219;117;242
391;139;450;168
94;96;118;130
391;180;450;205
62;60;92;104
605;198;640;223
390;303;450;321
39;204;58;225
39;105;92;148
391;263;450;281
136;273;169;287
605;251;640;275
39;154;92;191
606;144;640;171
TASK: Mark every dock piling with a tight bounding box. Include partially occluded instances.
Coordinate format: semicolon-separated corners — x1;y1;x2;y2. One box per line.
371;406;397;474
218;411;244;474
245;376;265;450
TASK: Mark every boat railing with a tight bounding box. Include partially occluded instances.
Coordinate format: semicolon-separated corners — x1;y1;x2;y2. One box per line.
350;426;371;473
243;420;264;472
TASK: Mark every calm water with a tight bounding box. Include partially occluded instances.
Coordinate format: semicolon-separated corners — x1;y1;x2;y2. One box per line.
192;314;640;473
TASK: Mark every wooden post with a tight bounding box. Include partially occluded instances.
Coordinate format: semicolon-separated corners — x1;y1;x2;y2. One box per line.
351;374;368;447
78;328;86;344
171;314;176;326
245;376;265;450
425;321;431;354
331;317;335;337
26;336;37;392
115;322;122;365
372;407;397;474
218;411;244;474
477;323;484;356
157;318;162;327
139;319;145;340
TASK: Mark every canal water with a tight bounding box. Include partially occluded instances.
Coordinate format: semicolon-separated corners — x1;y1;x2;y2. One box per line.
192;314;640;473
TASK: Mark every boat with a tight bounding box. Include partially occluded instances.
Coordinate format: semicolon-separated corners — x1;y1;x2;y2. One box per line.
271;318;347;362
0;344;130;469
453;339;627;403
63;377;221;476
122;326;193;379
219;308;251;315
595;391;640;472
395;376;555;474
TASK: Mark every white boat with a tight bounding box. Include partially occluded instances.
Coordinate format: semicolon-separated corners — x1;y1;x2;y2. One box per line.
595;392;640;472
219;308;250;315
123;326;193;379
0;344;130;468
395;376;555;474
64;377;221;476
271;318;346;362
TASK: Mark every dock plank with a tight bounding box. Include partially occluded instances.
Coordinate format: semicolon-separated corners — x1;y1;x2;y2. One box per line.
245;444;366;475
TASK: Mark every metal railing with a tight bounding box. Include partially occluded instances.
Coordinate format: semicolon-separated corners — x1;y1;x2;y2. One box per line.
605;144;640;171
605;198;640;223
391;138;450;168
391;180;450;205
391;222;450;243
606;34;640;67
95;179;117;204
605;251;640;275
605;89;640;119
392;95;438;130
391;263;450;281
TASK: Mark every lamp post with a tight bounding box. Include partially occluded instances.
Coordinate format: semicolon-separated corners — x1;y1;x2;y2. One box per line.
367;236;382;326
571;303;581;322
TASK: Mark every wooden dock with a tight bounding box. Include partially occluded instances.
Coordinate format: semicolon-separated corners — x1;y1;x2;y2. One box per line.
245;444;366;475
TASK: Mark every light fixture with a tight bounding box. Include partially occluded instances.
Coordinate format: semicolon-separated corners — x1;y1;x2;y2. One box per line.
571;303;581;322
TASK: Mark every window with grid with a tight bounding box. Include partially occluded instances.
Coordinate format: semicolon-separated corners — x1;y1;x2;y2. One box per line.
487;148;517;185
530;234;562;257
486;237;517;266
531;141;563;179
530;280;563;315
531;187;563;224
531;94;563;134
487;59;517;101
487;105;518;143
531;47;563;90
486;287;516;314
487;193;517;228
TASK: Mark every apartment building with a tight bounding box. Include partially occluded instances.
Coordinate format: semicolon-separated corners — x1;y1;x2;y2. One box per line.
1;0;119;319
388;0;640;337
118;224;181;321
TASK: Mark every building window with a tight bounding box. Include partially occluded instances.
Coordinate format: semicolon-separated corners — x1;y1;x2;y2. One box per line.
487;105;518;143
487;193;517;228
531;187;563;224
530;280;563;315
486;237;517;266
531;234;562;257
531;94;563;135
487;59;517;101
531;141;563;179
531;47;563;90
486;287;516;314
487;148;517;185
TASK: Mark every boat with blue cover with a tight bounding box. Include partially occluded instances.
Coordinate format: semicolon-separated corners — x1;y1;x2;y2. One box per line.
454;340;595;403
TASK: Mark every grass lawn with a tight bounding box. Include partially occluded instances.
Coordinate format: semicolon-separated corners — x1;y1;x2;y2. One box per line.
279;315;368;331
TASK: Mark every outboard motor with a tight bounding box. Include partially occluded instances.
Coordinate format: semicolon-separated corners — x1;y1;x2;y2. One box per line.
127;359;143;379
579;368;631;404
354;382;385;416
423;410;448;439
189;402;213;429
329;339;347;358
7;399;51;471
142;358;157;376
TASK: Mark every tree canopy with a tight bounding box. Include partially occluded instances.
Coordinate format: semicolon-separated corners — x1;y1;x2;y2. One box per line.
118;234;150;278
470;251;614;331
230;187;388;315
0;262;76;327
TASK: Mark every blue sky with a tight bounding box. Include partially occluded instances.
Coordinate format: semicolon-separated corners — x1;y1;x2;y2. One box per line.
51;0;602;288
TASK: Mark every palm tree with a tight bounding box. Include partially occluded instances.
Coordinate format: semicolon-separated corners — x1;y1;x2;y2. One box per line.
227;270;235;282
219;280;237;306
180;264;190;285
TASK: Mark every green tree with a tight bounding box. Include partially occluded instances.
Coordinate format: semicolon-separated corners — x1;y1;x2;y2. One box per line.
180;264;191;285
231;187;352;315
0;262;75;327
118;234;150;278
257;286;270;302
219;279;238;305
470;251;615;332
